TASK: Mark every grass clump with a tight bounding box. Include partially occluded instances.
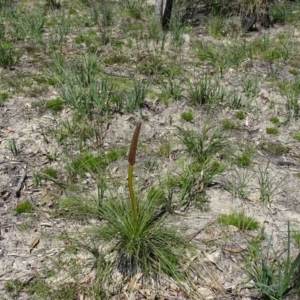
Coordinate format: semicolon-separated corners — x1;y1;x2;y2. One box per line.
257;161;286;204
45;97;63;112
260;142;288;157
270;116;280;124
158;139;172;157
218;211;259;230
236;151;252;167
245;222;300;300
0;92;8;105
186;75;224;107
222;119;238;130
42;167;58;179
289;68;298;76
96;198;192;279
70;152;107;177
293;231;300;247
0;41;21;69
8;138;19;157
15;200;33;214
266;127;279;134
106;146;127;163
292;132;300;142
4;279;22;297
181;110;194;122
234;111;245;120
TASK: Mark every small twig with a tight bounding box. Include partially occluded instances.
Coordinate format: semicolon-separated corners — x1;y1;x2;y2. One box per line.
15;168;26;197
187;219;214;242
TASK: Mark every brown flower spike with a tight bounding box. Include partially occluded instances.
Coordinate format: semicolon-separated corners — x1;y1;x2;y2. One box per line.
128;121;142;165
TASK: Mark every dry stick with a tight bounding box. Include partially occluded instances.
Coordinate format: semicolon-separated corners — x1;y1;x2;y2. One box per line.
15;168;26;197
128;121;142;225
187;219;214;242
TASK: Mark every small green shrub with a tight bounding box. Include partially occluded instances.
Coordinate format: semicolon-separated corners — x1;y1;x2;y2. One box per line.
181;111;194;122
218;211;259;230
15;200;33;214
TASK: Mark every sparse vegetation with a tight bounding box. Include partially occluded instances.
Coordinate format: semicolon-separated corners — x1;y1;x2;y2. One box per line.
1;0;300;299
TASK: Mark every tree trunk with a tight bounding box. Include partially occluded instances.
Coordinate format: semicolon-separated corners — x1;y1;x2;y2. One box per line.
155;0;173;29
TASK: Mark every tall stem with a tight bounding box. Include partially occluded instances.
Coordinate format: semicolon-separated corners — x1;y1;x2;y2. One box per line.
128;164;136;224
128;121;142;225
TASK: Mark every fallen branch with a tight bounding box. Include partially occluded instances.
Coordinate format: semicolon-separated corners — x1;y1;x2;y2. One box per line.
15;168;26;197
